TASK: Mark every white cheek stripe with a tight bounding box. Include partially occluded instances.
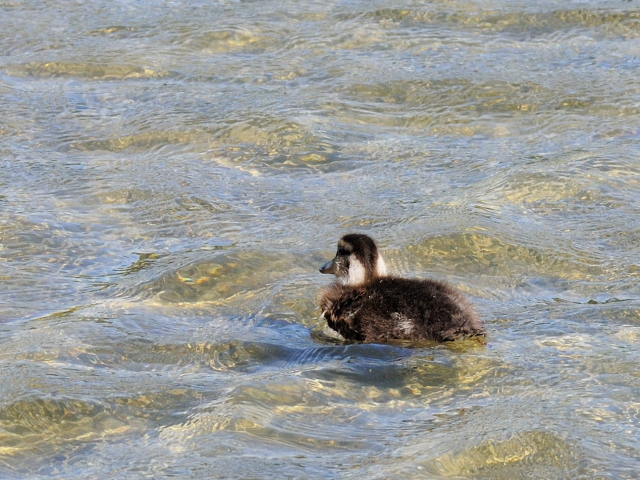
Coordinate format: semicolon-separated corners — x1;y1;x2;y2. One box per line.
347;257;367;286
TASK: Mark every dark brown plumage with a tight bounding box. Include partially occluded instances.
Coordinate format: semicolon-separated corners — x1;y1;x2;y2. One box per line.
318;234;485;343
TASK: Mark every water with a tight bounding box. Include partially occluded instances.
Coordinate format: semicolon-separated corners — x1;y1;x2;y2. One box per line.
1;0;639;478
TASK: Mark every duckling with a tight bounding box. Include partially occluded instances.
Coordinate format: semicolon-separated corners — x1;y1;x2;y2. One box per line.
318;234;485;343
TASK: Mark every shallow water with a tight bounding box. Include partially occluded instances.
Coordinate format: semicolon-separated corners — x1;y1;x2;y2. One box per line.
1;0;640;478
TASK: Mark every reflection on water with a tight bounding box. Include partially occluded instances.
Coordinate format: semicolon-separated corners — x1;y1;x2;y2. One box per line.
1;0;639;478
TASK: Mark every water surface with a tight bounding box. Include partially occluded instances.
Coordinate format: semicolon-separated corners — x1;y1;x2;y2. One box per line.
1;0;639;478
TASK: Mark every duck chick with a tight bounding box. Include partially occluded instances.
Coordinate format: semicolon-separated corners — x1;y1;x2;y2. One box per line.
318;234;485;343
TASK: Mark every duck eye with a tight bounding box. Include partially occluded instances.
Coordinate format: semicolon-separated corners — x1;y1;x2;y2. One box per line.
334;256;348;270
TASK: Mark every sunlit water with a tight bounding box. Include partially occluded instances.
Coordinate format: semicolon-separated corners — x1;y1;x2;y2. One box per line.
1;0;640;478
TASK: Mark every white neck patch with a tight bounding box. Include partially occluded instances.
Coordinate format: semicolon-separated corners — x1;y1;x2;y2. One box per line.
375;253;387;277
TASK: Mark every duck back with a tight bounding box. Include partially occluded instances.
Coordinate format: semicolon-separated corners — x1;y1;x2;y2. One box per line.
320;277;484;343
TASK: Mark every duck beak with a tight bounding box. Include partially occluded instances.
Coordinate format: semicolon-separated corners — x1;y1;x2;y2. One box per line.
319;259;336;274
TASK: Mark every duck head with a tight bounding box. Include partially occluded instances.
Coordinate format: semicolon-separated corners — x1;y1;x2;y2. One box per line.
320;234;388;286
